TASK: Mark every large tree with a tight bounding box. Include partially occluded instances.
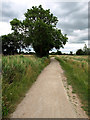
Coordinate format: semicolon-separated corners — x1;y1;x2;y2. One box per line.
10;5;68;57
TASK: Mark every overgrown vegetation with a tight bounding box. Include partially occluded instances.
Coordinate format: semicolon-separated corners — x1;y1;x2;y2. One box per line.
55;55;88;115
2;55;50;117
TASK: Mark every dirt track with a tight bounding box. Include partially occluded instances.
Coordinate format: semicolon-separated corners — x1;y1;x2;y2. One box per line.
11;58;87;118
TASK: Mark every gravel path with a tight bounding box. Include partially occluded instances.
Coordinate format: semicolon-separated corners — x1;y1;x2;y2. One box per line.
11;57;87;118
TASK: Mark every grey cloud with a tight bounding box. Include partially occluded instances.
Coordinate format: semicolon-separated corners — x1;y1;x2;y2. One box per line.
1;1;88;45
69;41;85;44
1;1;26;22
56;3;88;30
68;38;86;44
68;31;88;44
54;2;83;19
2;1;19;22
57;19;88;36
54;2;88;44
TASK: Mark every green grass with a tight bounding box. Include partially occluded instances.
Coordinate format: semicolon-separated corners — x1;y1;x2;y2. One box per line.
55;55;88;116
2;55;50;117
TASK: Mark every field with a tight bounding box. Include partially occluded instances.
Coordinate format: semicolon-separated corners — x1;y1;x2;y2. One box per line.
1;55;89;117
56;55;88;115
2;55;50;117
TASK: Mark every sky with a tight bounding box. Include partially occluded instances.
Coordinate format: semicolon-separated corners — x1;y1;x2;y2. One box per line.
0;0;89;53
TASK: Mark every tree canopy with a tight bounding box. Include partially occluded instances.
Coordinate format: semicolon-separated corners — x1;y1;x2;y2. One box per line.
3;5;68;57
2;32;26;55
76;49;84;55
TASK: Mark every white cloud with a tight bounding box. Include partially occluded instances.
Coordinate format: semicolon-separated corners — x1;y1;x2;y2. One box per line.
0;22;12;35
60;42;85;53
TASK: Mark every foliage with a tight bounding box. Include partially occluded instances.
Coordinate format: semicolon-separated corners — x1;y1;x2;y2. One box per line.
56;51;62;55
76;44;90;55
70;51;73;55
87;48;90;55
76;49;84;55
10;5;68;57
49;51;62;55
2;33;25;55
2;55;50;117
83;44;88;55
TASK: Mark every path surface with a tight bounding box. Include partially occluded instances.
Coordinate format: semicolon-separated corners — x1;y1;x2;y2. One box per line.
11;58;86;118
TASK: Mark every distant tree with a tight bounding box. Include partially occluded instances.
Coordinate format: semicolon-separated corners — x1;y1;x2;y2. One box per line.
10;5;68;57
76;49;84;55
70;51;73;55
2;33;25;55
83;44;88;55
50;52;56;55
87;48;90;55
56;51;62;55
2;34;17;55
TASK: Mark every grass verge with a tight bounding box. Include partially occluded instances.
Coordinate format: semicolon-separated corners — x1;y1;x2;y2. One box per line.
2;55;50;117
55;55;88;116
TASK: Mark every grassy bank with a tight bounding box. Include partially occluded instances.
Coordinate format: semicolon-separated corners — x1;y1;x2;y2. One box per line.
55;55;88;115
2;55;50;117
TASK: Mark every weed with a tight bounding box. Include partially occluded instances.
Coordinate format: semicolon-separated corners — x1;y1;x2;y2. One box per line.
56;55;88;116
2;55;50;117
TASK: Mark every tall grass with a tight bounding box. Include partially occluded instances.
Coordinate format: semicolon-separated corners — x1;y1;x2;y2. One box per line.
2;55;50;117
55;55;88;115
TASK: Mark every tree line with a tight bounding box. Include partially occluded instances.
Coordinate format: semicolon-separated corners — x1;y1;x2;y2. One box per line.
76;44;90;55
49;44;90;55
1;5;68;57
